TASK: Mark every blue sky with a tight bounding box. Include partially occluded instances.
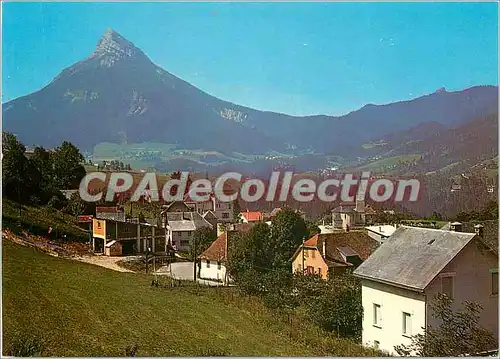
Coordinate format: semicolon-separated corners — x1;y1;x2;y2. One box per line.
2;2;498;116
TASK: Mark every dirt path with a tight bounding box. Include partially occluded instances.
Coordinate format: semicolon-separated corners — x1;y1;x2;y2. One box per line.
73;255;134;273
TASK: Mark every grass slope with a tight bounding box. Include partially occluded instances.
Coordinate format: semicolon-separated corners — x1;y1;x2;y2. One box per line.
2;198;88;241
3;241;380;357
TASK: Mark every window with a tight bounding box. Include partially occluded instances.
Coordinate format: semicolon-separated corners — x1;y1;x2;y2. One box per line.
402;312;412;336
206;260;210;268
318;267;322;277
217;261;221;270
441;275;454;299
311;250;316;258
180;240;189;246
304;249;309;258
187;232;192;237
373;304;381;327
222;212;229;219
216;203;221;209
306;266;314;275
491;271;498;295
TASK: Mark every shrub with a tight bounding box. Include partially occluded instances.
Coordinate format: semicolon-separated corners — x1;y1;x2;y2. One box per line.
125;343;139;357
47;194;67;210
7;331;44;357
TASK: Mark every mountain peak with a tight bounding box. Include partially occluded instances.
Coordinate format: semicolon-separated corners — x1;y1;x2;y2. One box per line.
92;28;143;64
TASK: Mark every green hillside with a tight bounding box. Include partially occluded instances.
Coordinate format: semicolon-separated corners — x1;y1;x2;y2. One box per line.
2;198;89;242
3;241;379;356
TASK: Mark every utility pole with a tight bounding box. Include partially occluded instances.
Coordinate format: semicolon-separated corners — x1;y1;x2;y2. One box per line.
302;237;305;275
193;236;197;281
145;235;151;273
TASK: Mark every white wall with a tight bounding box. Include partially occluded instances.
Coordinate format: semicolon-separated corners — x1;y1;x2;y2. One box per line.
361;279;426;355
366;231;384;243
199;260;227;283
424;240;498;339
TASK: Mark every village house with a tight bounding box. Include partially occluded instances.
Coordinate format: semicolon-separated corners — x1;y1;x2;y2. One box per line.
163;211;213;252
163;200;196;213
184;186;233;223
290;231;379;279
92;217;164;256
198;223;254;284
353;223;498;355
240;210;263;223
331;198;376;230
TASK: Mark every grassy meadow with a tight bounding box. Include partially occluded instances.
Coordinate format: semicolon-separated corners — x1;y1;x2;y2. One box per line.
2;241;383;357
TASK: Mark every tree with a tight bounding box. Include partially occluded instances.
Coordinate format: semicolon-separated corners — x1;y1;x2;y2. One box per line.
306;220;321;236
227;222;272;280
294;273;363;339
233;199;242;223
29;146;56;199
65;192;86;216
268;207;309;269
189;227;217;261
428;211;443;221
52;141;86;189
2;132;41;203
395;293;497;356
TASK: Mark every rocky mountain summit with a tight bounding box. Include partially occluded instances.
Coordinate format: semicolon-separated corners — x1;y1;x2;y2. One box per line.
3;29;498;157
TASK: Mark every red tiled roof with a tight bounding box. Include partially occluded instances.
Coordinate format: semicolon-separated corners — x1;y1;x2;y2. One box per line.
198;224;253;261
318;232;379;263
304;236;318;247
198;232;228;261
294;231;379;266
241;211;262;222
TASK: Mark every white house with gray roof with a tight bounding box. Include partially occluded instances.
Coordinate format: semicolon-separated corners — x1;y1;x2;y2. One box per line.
164;211;212;252
353;225;498;355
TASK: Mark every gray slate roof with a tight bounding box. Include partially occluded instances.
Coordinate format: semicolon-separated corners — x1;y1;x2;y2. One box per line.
166;211;212;232
169;221;197;231
353;226;476;292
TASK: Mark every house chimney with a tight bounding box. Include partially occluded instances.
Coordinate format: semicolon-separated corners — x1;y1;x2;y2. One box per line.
474;224;484;237
450;222;462;232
